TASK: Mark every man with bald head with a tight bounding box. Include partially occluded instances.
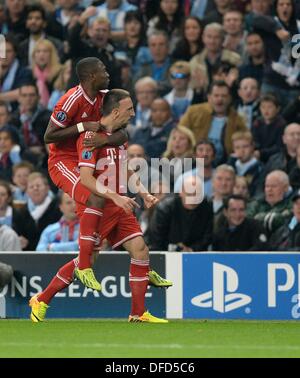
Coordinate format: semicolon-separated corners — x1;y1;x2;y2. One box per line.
256;123;300;194
248;170;293;236
149;175;213;251
132;98;175;158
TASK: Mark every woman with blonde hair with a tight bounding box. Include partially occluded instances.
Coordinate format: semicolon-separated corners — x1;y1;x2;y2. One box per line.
163;126;196;187
31;39;62;107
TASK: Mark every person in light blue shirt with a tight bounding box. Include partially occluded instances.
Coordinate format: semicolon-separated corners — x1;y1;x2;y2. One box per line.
36;192;79;252
94;0;137;41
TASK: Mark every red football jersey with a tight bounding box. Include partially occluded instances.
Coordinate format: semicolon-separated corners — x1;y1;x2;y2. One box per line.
77;130;128;196
48;85;107;164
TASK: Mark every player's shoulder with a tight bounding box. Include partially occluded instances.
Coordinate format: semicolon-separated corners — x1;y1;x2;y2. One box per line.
56;86;83;108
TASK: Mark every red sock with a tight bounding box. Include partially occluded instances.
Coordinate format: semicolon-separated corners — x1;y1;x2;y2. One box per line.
78;208;102;269
38;258;78;304
129;258;149;316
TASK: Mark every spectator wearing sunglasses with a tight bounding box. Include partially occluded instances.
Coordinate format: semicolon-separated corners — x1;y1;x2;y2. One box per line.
164;61;194;122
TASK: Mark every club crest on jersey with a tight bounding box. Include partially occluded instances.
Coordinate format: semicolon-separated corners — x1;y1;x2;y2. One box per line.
82;150;92;160
56;111;67;122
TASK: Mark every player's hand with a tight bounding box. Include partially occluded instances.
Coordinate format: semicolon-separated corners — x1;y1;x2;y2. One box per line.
83;121;101;133
113;195;140;214
142;193;159;209
83;133;108;150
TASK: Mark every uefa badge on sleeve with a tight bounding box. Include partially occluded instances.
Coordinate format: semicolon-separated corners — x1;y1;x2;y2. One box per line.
56;111;67;122
82;150;92;160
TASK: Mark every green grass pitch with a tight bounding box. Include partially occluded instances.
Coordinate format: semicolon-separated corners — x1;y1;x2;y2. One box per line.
1;319;300;358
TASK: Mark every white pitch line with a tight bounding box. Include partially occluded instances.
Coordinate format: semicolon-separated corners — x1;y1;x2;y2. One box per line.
1;342;300;351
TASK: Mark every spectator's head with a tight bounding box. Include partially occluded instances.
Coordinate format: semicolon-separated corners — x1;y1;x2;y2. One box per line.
12;161;34;192
264;170;289;206
150;98;171;128
212;164;236;198
238;77;260;104
163;126;196;159
76;57;110;90
0;102;10;128
88;17;111;49
202;23;224;54
292;192;300;223
158;0;181;20
102;89;134;129
195;139;216;168
179;175;203;210
276;0;294;24
245;32;264;59
211;61;237;83
223;10;243;36
233;175;250;199
53;60;72;91
0;35;17;78
0;180;12;210
208;80;232;116
282;123;300;157
182;16;202;44
124;10;145;39
26;4;47;35
58;192;77;221
32;39;61;80
223;194;247;227
127;144;146;160
169;61;191;92
0;127;18;154
215;0;232;10
259;94;280;123
250;0;272;15
18;83;39;113
5;0;26;17
135;77;158;109
232;131;255;163
148;30;169;64
26;172;50;206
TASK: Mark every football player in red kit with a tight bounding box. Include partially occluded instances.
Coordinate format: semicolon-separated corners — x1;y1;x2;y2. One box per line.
76;89;169;323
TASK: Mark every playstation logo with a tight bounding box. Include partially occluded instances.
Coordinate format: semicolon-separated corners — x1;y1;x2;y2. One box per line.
191;263;252;313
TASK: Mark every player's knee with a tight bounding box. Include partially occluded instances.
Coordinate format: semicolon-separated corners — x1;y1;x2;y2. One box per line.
86;194;105;209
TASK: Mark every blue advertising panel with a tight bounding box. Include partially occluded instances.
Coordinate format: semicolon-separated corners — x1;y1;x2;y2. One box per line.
0;253;166;319
183;253;300;320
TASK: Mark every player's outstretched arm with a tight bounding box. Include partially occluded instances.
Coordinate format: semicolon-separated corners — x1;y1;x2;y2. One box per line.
83;128;128;150
44;119;101;144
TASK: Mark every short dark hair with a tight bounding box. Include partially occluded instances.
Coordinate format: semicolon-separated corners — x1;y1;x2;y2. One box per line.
223;194;247;209
76;57;103;82
196;139;216;156
208;80;231;95
19;82;39;95
27;4;46;20
102;89;131;116
259;93;280;108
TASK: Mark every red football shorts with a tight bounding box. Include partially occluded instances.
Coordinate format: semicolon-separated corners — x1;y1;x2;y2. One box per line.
79;201;142;250
49;160;91;205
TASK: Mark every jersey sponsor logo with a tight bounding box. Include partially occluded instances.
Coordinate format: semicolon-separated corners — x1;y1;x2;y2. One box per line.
82;112;88;118
56;111;67;122
82;150;93;160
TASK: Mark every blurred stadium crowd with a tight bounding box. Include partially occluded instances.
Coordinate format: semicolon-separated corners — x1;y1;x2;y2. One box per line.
0;0;300;252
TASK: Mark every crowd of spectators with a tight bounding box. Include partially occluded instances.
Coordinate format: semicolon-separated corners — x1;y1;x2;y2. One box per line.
0;0;300;252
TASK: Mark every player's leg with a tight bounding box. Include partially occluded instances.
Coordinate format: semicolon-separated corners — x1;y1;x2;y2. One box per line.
123;236;168;323
29;257;79;322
